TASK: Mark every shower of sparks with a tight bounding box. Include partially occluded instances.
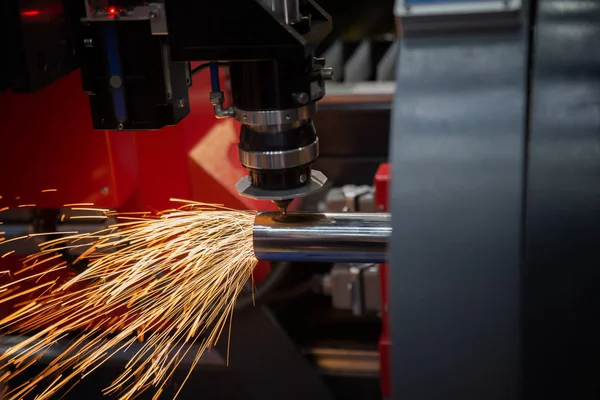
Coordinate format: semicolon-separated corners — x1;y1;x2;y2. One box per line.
0;201;258;400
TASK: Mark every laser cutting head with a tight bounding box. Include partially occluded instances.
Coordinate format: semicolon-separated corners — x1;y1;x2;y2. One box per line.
76;0;332;214
233;100;328;212
223;0;332;213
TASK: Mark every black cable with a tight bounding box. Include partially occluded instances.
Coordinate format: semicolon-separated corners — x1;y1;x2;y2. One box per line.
191;62;228;77
235;261;292;311
265;275;323;303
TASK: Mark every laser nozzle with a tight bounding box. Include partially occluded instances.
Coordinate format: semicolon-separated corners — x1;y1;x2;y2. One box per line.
272;199;293;215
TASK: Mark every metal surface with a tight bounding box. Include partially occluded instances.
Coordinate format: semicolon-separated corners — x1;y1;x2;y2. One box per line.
394;0;521;35
390;32;527;399
253;212;390;262
374;163;391;398
236;169;328;201
524;0;600;398
348;264;371;316
259;0;301;24
218;305;334;400
0;334;223;366
238;139;319;170
0;224;38;255
234;103;316;125
83;2;168;35
307;347;380;377
0;72;138;209
310;102;390;189
327;264;380;314
210;91;236;118
324;186;376;212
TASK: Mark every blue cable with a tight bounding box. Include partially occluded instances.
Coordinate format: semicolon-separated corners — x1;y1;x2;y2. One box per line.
105;24;127;123
209;62;221;92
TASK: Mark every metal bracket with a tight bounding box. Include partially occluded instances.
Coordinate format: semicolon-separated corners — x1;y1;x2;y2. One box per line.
341;185;374;212
348;264;374;316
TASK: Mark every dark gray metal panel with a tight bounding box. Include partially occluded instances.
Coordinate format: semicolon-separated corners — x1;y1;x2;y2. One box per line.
314;106;390;158
525;0;600;398
219;306;334;400
389;34;526;399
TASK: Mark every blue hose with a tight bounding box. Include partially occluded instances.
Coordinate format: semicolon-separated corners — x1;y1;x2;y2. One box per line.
209;62;221;92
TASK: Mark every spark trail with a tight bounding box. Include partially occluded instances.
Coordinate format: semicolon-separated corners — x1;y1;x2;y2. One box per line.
0;201;258;400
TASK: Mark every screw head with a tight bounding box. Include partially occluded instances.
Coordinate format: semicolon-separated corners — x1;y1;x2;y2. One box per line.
149;11;158;19
285;114;291;120
109;76;122;88
293;92;309;105
176;98;185;108
299;174;307;183
101;186;110;195
117;123;123;130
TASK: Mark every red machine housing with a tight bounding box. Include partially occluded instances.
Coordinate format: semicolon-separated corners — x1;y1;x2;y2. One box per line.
375;162;391;398
0;65;277;314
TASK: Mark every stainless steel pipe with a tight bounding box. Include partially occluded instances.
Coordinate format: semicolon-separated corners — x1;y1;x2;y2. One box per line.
253;212;391;263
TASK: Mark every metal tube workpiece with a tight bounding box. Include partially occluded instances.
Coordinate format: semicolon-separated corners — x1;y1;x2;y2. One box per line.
253;212;391;263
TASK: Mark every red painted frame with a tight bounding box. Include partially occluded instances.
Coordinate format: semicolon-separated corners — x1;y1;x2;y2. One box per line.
0;65;277;323
375;162;391;398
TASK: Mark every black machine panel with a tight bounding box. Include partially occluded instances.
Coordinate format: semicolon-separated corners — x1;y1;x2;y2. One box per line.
390;32;526;399
524;0;600;397
390;0;600;398
4;0;77;92
164;0;331;63
78;19;191;130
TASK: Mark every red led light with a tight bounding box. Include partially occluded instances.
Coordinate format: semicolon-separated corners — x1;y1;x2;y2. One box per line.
21;10;41;16
109;7;117;14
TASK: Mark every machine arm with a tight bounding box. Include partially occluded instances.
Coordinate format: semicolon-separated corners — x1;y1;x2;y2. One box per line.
78;0;333;211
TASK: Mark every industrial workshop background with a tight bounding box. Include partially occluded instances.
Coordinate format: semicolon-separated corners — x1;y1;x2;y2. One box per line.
1;0;599;399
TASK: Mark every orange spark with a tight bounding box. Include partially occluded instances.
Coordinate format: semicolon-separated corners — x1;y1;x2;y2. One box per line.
41;189;58;193
0;202;258;400
69;216;107;220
